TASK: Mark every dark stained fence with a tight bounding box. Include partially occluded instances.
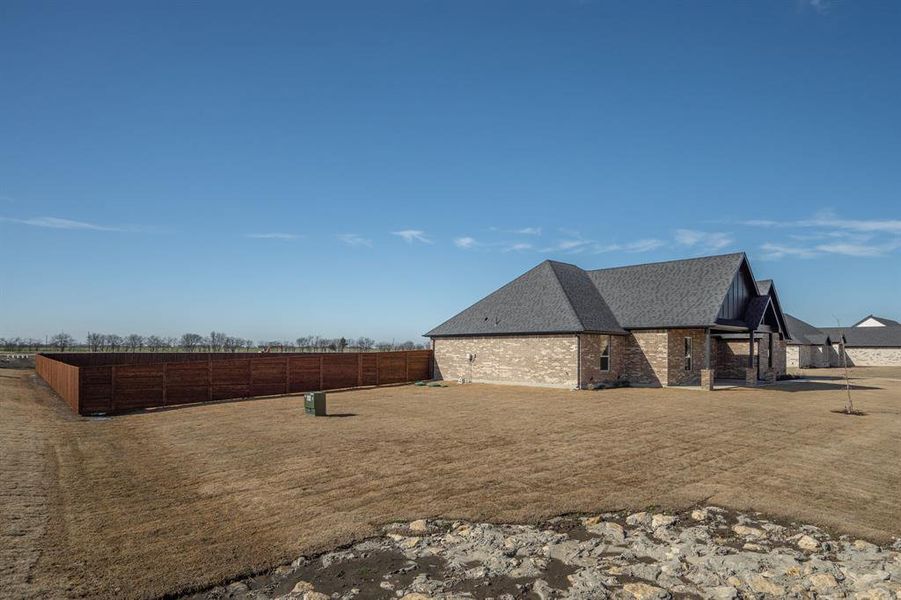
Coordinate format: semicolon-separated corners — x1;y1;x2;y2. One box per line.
36;350;433;415
35;354;80;413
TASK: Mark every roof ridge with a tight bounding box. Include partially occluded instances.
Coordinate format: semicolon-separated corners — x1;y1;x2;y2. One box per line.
587;251;746;273
545;261;588;331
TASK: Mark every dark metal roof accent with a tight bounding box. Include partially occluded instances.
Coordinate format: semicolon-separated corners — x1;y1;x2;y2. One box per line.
743;296;771;330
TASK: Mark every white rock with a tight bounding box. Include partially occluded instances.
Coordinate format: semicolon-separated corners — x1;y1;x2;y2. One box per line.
691;509;709;521
626;511;650;527
623;581;670;599
651;514;677;529
704;586;738;600
291;580;314;593
809;572;839;592
302;592;330;600
409;519;429;534
732;524;764;538
797;534;820;551
747;574;785;596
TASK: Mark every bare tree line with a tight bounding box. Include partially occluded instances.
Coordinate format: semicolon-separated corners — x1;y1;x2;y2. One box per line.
0;332;429;353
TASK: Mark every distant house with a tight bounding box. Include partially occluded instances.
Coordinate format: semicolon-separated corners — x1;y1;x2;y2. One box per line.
784;314;833;368
820;325;901;367
426;252;788;389
780;313;901;368
851;314;901;328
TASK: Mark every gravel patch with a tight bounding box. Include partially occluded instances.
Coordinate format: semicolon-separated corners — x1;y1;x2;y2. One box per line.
184;506;901;599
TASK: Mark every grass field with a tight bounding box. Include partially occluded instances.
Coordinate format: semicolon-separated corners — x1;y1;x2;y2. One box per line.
2;367;900;599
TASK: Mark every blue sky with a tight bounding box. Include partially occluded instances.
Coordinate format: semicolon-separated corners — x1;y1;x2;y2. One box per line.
1;0;899;342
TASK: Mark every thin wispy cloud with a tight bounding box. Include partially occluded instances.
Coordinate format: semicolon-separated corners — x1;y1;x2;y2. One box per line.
674;229;733;252
1;216;123;231
487;226;542;236
392;229;433;244
595;239;666;253
454;236;478;249
244;232;300;240
742;210;901;234
503;242;533;252
337;233;372;247
513;227;541;235
748;209;901;260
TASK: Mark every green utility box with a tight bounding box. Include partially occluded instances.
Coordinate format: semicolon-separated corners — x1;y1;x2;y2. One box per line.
304;391;327;416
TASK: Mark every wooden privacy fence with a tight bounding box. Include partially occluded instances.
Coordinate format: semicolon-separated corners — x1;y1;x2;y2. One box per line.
35;350;433;415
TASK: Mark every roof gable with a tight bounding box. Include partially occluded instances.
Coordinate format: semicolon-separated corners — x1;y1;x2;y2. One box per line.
425;261;624;337
588;253;746;329
852;314;901;327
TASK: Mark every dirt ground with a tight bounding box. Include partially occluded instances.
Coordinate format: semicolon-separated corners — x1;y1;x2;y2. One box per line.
1;367;899;600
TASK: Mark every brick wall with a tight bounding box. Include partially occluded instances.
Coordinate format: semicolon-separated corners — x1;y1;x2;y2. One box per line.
432;335;578;387
666;328;707;386
622;330;668;386
715;339;752;379
579;334;627;387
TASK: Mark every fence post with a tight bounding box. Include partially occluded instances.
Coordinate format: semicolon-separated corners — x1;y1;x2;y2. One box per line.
111;365;117;413
319;355;324;390
405;351;410;381
284;355;289;395
208;355;213;402
163;362;168;406
358;352;363;387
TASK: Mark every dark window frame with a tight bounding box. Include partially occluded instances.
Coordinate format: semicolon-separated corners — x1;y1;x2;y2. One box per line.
600;336;610;372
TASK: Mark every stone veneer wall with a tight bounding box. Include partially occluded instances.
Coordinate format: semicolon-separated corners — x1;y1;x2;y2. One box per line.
666;328;707;386
843;347;901;367
787;345;801;368
432;335;578;387
579;334;627;387
622;330;668;386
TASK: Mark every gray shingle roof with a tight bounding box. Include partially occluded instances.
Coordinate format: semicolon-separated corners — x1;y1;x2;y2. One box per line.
744;296;771;330
820;326;901;348
851;314;901;327
425;260;625;337
756;279;773;295
427;253;758;337
784;313;830;346
587;253;747;329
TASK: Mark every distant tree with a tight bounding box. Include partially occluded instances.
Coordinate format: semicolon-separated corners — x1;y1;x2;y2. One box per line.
180;333;203;352
145;335;164;352
50;332;75;352
376;341;393;351
86;332;104;352
357;337;375;351
105;334;123;352
399;340;415;351
125;334;144;352
338;337;348;352
164;336;178;350
209;331;227;352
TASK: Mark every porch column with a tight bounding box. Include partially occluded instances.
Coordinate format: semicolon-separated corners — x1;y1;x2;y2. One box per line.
700;328;714;391
745;330;757;386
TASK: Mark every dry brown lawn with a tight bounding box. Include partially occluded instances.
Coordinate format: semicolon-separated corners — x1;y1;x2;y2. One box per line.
2;367;900;600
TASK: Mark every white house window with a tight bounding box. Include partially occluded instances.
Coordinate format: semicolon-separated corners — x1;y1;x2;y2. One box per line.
684;337;692;370
600;336;610;372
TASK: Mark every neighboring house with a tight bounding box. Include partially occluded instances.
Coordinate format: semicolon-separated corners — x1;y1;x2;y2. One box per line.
820;325;901;367
851;314;901;327
784;313;833;368
426;252;788;389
